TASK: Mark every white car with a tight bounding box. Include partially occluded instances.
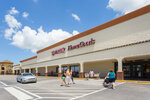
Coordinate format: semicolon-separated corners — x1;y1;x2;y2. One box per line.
17;73;37;84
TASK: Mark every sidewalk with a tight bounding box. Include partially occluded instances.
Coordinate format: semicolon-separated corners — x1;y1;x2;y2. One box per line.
116;80;150;84
36;76;150;84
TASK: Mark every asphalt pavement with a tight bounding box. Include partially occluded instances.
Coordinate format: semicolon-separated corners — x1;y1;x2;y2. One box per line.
0;75;150;100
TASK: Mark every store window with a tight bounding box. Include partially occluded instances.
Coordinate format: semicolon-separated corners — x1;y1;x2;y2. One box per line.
123;60;150;80
8;65;11;67
70;66;79;77
1;65;5;70
62;66;67;72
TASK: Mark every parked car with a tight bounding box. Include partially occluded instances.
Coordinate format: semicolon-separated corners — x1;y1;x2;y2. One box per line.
17;73;37;84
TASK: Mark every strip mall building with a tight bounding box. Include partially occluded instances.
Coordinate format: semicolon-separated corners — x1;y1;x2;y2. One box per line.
17;5;150;80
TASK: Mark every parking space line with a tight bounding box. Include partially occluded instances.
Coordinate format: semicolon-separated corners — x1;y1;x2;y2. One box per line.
70;82;125;100
5;87;33;100
70;88;107;100
35;97;71;99
0;81;8;86
34;92;82;96
14;86;42;99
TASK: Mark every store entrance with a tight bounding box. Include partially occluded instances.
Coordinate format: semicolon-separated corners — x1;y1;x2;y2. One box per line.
62;66;67;72
123;60;150;80
70;66;79;77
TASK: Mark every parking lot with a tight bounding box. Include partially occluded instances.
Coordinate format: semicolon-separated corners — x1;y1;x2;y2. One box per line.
0;75;150;100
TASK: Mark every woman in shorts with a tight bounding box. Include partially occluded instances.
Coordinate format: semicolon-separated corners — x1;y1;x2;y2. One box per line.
60;71;66;86
105;69;116;89
66;69;71;87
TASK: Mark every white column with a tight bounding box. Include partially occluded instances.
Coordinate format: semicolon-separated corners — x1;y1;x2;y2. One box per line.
80;62;84;72
12;68;15;74
20;68;21;73
67;65;70;70
35;67;38;73
117;58;124;80
45;66;48;73
117;58;123;71
59;65;62;73
24;69;26;73
29;68;31;73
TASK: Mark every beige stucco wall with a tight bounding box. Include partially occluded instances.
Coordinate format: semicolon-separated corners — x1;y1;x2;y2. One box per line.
0;64;13;74
48;66;57;73
20;12;150;74
31;68;36;75
37;13;150;63
38;67;45;76
21;69;24;73
84;61;114;78
33;42;150;67
21;58;37;66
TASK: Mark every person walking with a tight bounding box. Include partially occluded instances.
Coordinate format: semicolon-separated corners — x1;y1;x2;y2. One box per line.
105;69;116;89
70;70;75;84
89;70;94;78
66;69;71;87
60;71;66;86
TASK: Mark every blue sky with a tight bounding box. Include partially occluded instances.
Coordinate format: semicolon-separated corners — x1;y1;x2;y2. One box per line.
0;0;150;65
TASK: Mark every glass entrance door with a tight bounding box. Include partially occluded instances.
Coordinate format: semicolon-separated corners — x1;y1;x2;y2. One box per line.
132;65;142;79
70;66;79;77
123;60;150;80
123;65;130;79
62;66;67;72
143;64;150;79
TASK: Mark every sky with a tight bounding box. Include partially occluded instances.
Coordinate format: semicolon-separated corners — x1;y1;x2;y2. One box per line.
0;0;150;65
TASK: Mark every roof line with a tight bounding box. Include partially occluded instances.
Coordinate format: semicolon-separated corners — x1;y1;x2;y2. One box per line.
37;5;150;54
20;56;37;63
0;62;13;64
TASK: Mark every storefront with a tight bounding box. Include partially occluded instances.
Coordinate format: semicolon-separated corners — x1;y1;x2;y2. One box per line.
19;5;150;80
123;59;150;80
61;65;79;77
13;64;21;75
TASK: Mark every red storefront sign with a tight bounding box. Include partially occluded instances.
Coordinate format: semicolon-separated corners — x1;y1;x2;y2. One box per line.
52;48;65;56
51;38;95;56
68;38;95;51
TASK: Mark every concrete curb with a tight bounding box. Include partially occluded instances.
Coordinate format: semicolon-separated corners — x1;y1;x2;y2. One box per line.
3;75;149;84
37;76;150;84
116;80;150;84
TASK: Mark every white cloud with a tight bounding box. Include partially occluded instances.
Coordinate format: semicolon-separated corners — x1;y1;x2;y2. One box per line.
72;13;80;21
4;28;15;40
107;0;150;14
22;12;29;18
9;7;19;15
11;26;77;53
5;14;22;29
4;7;79;53
72;30;79;35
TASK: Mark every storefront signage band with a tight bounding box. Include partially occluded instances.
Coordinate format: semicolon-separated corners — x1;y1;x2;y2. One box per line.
51;38;95;56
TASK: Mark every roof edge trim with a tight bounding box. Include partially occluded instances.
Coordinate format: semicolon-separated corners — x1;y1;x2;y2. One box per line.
20;56;37;63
